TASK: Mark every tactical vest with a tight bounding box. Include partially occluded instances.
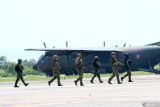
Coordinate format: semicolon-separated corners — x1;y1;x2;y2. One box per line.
75;57;83;69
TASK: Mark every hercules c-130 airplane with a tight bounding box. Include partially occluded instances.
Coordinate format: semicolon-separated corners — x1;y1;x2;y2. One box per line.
25;41;160;76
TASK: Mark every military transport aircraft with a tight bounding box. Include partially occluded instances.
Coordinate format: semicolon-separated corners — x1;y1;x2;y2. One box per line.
25;41;160;76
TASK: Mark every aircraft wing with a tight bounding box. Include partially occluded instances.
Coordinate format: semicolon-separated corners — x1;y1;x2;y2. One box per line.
24;47;122;52
145;41;160;46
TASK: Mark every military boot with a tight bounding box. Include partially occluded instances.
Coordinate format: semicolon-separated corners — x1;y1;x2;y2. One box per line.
48;81;51;86
121;77;124;81
74;80;77;86
80;83;84;86
128;80;133;82
117;77;122;84
58;83;63;86
14;85;19;88
25;83;29;87
97;74;103;83
108;78;112;84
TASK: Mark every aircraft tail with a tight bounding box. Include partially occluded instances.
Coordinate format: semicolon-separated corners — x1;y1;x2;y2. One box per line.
145;41;160;46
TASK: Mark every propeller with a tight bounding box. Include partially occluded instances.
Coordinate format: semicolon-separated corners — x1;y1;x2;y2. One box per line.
66;41;68;48
43;42;47;48
103;41;105;47
43;42;49;56
123;43;126;47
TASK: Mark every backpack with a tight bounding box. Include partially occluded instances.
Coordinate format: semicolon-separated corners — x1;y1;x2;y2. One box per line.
15;65;19;72
92;61;96;67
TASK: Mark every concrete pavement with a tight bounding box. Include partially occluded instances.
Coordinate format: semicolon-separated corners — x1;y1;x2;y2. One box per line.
0;75;160;107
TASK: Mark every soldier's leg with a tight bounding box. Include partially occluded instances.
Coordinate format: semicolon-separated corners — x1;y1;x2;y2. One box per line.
90;70;97;83
121;69;129;81
20;74;29;86
75;77;80;82
90;75;96;83
97;73;103;83
108;72;115;84
128;70;133;82
21;75;29;86
74;69;80;86
79;69;84;86
80;77;84;86
74;69;81;85
80;70;84;86
74;77;80;86
48;76;57;86
57;73;63;86
114;69;122;84
95;69;103;83
108;67;117;83
14;73;21;87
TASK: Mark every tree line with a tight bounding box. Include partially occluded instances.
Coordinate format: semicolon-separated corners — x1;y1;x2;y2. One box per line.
0;56;43;77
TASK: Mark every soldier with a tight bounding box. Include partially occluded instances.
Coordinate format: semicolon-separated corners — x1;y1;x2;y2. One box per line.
48;55;63;86
90;56;103;83
121;53;133;82
108;52;122;84
74;53;84;86
14;59;29;88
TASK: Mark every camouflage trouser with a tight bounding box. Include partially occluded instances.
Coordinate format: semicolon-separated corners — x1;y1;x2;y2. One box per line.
14;73;27;86
75;68;84;85
49;70;61;85
122;68;132;81
108;66;121;84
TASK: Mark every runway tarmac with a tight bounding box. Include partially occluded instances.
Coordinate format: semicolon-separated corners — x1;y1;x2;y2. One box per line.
0;75;160;107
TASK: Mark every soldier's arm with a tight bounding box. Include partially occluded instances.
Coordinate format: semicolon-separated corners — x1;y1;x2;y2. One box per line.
116;61;124;66
83;66;87;72
21;65;24;70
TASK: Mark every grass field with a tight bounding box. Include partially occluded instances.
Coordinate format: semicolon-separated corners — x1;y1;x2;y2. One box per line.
0;71;155;82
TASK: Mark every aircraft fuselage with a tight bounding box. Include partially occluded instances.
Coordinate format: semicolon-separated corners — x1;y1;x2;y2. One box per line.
33;46;160;76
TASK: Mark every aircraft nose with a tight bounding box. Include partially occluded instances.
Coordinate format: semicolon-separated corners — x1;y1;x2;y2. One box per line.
33;64;38;71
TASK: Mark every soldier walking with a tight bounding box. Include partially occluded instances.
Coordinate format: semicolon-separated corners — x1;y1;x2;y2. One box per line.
108;52;122;84
14;59;29;88
90;56;103;83
74;53;84;86
121;53;133;82
48;55;63;86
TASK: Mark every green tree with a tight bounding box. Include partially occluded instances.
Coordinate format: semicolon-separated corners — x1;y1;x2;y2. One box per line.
2;62;16;76
0;56;7;69
22;59;43;76
0;56;43;77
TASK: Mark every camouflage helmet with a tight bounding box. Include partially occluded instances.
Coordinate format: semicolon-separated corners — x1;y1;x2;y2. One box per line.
124;53;129;58
94;56;99;59
111;52;116;55
76;53;81;57
53;55;58;59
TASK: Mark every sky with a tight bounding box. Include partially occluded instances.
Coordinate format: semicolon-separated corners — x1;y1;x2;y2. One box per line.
0;0;160;62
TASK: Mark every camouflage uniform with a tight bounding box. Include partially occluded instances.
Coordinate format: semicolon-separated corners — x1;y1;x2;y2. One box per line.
74;53;84;86
48;55;63;86
121;53;133;82
108;52;122;84
14;59;29;88
90;56;103;83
